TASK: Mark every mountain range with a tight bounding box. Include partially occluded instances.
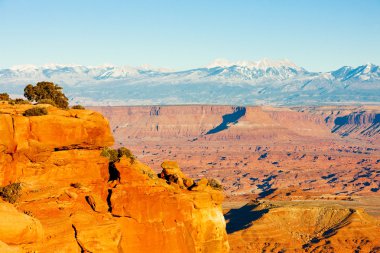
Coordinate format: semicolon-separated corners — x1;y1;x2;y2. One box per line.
0;59;379;105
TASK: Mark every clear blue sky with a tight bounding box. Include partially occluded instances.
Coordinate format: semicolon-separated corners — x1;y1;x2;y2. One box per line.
0;0;379;71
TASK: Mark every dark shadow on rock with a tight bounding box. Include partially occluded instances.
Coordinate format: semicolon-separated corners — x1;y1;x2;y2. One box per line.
108;162;120;181
258;188;277;198
106;189;113;212
224;203;269;234
332;113;380;134
206;107;246;135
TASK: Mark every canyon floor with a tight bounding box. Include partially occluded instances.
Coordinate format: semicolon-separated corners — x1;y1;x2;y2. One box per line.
93;105;380;252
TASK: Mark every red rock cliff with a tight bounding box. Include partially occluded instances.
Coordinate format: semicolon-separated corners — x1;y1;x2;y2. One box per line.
0;103;229;252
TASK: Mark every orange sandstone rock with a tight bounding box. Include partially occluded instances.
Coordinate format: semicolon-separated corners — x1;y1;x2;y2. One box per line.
110;157;229;252
160;160;194;188
0;104;229;253
0;201;43;245
226;201;380;253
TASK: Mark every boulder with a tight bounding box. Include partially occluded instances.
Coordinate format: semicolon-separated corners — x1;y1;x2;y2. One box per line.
0;202;43;245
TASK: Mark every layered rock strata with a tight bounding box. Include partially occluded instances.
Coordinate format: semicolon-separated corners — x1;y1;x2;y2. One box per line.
0;103;229;252
92;105;380;197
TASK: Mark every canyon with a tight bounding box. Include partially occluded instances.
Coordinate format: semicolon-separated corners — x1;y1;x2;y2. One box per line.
92;104;380;252
0;102;379;252
93;105;380;198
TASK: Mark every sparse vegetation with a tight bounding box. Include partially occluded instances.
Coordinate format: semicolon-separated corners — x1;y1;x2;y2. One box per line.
0;182;22;203
207;178;223;190
141;169;156;179
118;147;135;163
23;210;34;217
24;82;69;109
101;147;119;163
37;98;56;106
101;147;135;163
9;98;31;105
72;105;85;110
23;107;48;116
0;93;10;101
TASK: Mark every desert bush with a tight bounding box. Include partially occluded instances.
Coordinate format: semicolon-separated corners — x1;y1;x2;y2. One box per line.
101;147;119;163
9;98;31;105
24;82;69;109
141;169;156;179
23;107;48;116
0;182;22;203
0;93;10;101
37;98;56;106
101;147;135;163
118;147;135;163
71;105;85;110
207;178;223;190
23;210;34;217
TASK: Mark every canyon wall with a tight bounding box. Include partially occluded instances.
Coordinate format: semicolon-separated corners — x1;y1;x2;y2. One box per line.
93;105;380;197
0;103;229;252
300;106;380;143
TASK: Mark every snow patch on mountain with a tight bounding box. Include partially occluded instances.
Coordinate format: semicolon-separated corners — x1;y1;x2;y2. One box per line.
0;59;379;106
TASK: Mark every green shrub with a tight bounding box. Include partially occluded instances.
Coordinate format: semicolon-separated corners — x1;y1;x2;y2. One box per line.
207;178;223;190
23;107;48;116
0;182;22;203
9;98;31;105
101;147;135;163
0;93;10;101
24;82;69;109
37;98;56;106
71;105;85;110
118;147;135;162
100;147;119;163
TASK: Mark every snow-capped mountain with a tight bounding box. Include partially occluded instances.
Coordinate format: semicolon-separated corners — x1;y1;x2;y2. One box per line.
331;64;380;82
0;59;379;106
205;58;308;81
0;64;167;84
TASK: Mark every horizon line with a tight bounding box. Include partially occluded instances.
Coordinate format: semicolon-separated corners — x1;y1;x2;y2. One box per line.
0;59;378;73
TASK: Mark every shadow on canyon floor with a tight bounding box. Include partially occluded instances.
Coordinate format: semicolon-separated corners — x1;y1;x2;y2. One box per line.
206;106;246;135
224;203;269;234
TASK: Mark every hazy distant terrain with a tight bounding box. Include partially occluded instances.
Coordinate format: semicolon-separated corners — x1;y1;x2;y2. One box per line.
1;59;379;106
93;105;380;198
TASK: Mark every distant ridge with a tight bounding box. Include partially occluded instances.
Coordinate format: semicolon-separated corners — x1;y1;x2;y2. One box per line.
0;59;379;106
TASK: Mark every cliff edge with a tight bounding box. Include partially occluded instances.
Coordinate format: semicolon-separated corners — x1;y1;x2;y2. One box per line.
0;103;229;252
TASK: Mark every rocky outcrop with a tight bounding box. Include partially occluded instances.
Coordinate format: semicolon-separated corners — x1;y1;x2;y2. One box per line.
159;160;194;188
226;201;380;253
0;201;43;250
112;158;229;253
0;103;229;252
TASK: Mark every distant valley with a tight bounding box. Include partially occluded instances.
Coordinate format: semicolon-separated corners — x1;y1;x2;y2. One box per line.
93;105;380;201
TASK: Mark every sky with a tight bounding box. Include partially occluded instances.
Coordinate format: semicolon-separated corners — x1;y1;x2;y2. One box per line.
0;0;379;72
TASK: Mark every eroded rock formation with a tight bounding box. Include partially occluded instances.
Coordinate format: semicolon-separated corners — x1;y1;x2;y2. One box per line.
0;103;229;252
92;105;380;197
226;201;380;253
